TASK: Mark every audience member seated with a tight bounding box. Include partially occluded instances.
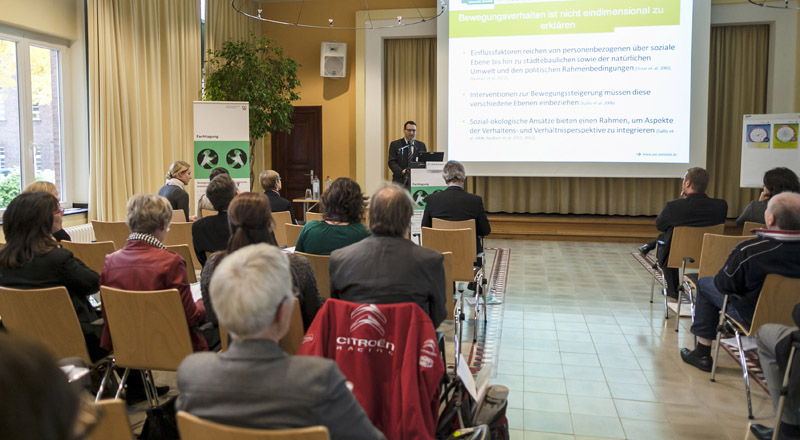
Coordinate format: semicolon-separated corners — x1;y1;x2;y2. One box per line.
260;169;296;224
751;302;800;440
200;192;323;329
196;167;231;219
176;244;385;440
22;181;71;242
421;160;491;256
0;334;84;440
637;167;727;298
737;167;800;228
158;160;193;221
330;184;446;328
295;177;370;255
99;194;213;354
192;174;237;267
0;192;105;361
681;192;800;372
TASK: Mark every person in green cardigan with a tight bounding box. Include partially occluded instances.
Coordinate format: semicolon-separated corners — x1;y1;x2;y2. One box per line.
295;178;370;255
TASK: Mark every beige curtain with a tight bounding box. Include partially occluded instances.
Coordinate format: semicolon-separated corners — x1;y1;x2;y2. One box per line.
470;25;769;216
384;38;436;180
88;0;201;221
206;0;266;187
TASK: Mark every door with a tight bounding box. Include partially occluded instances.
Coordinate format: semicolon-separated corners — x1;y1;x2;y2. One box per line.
271;106;322;222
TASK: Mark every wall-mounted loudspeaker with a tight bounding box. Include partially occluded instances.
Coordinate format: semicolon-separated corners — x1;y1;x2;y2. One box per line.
320;42;347;78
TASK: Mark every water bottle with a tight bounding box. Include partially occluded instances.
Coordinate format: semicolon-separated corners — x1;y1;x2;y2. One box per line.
312;176;320;199
324;176;332;193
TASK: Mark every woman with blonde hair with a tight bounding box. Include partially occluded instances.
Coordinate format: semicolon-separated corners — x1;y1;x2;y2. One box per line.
22;181;69;242
158;160;192;221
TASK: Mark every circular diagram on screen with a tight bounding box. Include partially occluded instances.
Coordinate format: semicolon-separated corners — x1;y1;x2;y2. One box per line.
226;149;247;169
196;149;219;169
776;125;797;143
749;127;768;143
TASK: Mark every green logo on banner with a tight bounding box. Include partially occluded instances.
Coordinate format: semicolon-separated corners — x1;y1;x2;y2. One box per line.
193;140;250;179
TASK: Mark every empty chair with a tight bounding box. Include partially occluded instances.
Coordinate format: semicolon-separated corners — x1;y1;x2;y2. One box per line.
164;222;201;269
294;251;330;299
742;221;766;235
285;224;303;248
92;221;130;252
271;211;292;247
166;244;198;283
60;240;116;274
177;411;330;440
88;399;133;440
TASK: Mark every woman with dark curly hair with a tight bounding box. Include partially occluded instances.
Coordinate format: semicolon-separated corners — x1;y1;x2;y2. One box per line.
737;167;800;227
295;178;370;255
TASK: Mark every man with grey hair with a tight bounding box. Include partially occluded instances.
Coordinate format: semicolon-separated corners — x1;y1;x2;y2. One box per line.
422;160;491;255
681;192;800;374
176;244;384;440
330;184;447;328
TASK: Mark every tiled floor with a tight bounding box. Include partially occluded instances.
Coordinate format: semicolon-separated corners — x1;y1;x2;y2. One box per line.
483;239;772;440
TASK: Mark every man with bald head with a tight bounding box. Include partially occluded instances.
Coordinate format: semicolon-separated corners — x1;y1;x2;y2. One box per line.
681;192;800;372
329;184;447;328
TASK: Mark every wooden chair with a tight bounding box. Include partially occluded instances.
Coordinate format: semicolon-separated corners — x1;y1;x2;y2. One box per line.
60;241;116;274
100;286;194;407
295;251;331;299
285;224;303;248
272;211;293;247
216;298;301;355
219;323;229;352
201;208;218;219
432;218;479;258
650;224;725;321
710;274;800;419
88;399;133;440
0;286;114;401
305;212;323;223
164;222;201;269
176;411;329;440
166;244;198;283
171;210;187;223
92;221;130;252
742;221;766;235
442;252;455;321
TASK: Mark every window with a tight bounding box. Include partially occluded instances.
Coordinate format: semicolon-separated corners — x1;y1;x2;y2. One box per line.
0;35;66;209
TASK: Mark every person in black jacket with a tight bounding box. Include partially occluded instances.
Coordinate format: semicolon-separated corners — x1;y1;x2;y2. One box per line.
0;192;103;361
387;121;427;188
193;174;236;267
421;160;491;256
259;169;296;224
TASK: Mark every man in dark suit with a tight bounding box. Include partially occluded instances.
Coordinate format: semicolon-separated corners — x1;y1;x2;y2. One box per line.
259;169;296;224
387;121;427;188
330;184;447;328
422;160;491;255
192;174;236;266
651;167;728;298
177;243;384;440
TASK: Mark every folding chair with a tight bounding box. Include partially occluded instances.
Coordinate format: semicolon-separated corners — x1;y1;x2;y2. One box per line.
164;222;201;269
92;221;130;252
285;224;303;248
176;411;330;440
100;286;194;408
272;211;293;247
166;244;198;283
743;221;766;235
60;240;116;274
0;286;114;402
88;399;133;440
650;224;724;320
294;251;331;299
709;274;800;419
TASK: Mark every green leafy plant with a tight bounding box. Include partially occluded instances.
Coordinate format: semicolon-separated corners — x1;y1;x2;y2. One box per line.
204;34;300;183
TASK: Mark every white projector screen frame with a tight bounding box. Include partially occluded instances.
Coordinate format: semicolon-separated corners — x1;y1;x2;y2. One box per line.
436;0;711;178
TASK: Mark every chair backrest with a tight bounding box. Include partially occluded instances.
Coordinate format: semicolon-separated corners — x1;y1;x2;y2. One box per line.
60;240;116;274
421;227;475;281
442;252;455;320
305;212;323;222
88;399;133;440
697;234;755;279
272;211;293;247
164;222;200;269
742;221;766;235
285;224;303;248
92;221;130;252
747;275;800;335
279;297;303;355
432;218;478;258
0;286;92;364
666;224;725;270
294;251;330;299
100;286;193;371
165;244;198;283
219;323;229;352
176;411;330;440
201;209;218;219
171;210;187;223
